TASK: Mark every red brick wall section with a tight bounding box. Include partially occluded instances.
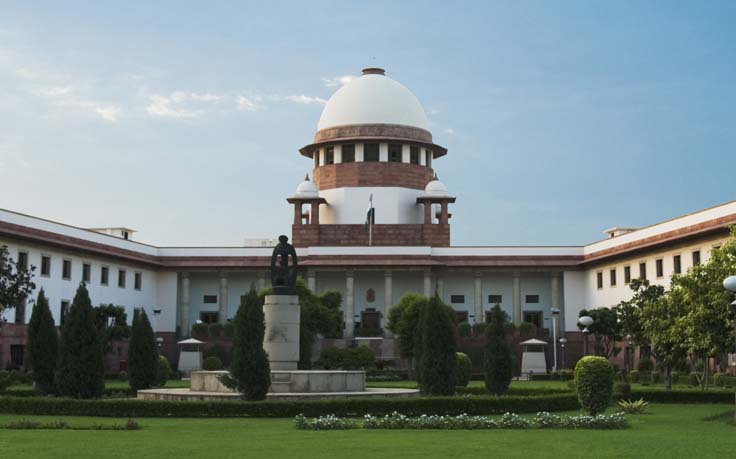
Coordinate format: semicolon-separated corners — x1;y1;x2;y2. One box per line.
313;162;435;191
292;224;451;247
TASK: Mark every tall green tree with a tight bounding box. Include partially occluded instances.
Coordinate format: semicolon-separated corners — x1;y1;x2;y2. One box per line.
222;285;271;400
0;245;35;319
386;293;428;378
484;304;514;395
419;294;457;395
128;309;159;392
55;282;104;398
95;304;130;355
26;289;58;394
577;307;623;358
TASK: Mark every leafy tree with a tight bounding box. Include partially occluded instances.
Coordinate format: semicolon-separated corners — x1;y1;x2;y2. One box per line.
386;293;428;377
26;289;58;394
128;309;159;392
222;285;271;400
577;307;622;358
0;245;35;320
484;304;514;395
639;289;687;390
419;294;456;395
95;304;130;354
55;282;104;398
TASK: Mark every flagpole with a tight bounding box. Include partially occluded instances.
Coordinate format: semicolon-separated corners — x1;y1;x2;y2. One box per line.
369;216;373;246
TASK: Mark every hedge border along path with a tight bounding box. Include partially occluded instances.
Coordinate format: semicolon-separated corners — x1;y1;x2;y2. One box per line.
0;394;580;418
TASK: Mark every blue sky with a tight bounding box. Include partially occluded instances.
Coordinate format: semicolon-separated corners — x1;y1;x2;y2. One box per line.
1;1;734;246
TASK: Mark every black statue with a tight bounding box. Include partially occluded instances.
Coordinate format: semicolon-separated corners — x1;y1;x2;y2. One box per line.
270;235;298;294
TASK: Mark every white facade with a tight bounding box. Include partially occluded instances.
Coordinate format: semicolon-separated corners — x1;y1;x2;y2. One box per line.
319;187;424;225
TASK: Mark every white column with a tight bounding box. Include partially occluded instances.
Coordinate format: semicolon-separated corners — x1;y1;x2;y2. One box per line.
551;272;561;335
218;272;228;324
334;144;342;163
180;272;190;336
355;143;364;162
379;143;388;162
436;275;444;300
258;271;267;291
307;269;317;292
423;269;432;297
345;270;355;338
401;144;410;163
384;270;393;336
513;272;521;326
420;148;427;166
474;272;483;323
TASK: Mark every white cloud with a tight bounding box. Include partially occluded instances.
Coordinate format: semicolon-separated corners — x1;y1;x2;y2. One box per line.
146;94;203;119
428;107;441;115
28;84;122;122
321;75;356;87
236;95;260;111
284;94;327;105
445;128;455;135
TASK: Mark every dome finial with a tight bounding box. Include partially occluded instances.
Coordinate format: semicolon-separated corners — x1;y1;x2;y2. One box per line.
434;172;438;180
362;67;385;76
304;173;310;181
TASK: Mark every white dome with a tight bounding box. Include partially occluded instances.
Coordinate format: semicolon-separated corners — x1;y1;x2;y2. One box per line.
294;175;318;198
424;177;449;198
317;69;429;132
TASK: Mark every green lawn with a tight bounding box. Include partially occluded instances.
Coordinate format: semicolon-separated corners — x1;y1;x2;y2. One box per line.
0;404;733;458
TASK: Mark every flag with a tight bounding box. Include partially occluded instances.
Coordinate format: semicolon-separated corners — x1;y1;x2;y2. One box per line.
365;193;375;231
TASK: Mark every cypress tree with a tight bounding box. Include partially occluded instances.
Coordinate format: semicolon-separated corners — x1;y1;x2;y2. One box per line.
128;308;159;392
222;284;271;400
55;282;104;398
484;304;513;395
419;294;457;395
27;289;58;394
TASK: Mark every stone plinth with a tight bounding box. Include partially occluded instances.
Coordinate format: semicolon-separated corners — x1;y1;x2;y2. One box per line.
191;371;233;393
264;294;300;370
189;370;366;394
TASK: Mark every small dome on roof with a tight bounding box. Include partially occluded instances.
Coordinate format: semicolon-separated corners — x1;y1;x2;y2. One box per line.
424;174;449;198
294;174;319;198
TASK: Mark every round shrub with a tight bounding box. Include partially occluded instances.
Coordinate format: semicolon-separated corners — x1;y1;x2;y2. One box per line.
203;356;223;371
457;322;472;338
637;359;653;372
574;356;614;415
612;382;631;401
157;355;171;387
629;370;640;383
689;371;699;386
455;352;472;387
208;323;224;338
191;322;209;339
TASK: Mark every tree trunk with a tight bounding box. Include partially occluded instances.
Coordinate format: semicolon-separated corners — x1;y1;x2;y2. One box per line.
664;364;672;391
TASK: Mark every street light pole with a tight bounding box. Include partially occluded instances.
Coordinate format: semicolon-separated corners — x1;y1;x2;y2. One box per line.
722;276;736;422
560;338;567;369
551;308;560;371
578;315;594;357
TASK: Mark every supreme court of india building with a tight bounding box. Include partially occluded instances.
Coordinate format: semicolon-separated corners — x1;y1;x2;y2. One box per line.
1;67;735;369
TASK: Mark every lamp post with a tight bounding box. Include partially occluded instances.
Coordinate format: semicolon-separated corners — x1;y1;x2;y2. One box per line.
559;338;567;369
722;275;736;421
153;309;163;350
579;316;594;356
551;308;560;371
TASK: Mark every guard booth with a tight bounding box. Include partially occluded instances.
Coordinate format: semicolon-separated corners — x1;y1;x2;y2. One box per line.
520;338;548;379
177;338;204;377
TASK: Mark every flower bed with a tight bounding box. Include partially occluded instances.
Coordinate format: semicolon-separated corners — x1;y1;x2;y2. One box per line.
295;411;629;430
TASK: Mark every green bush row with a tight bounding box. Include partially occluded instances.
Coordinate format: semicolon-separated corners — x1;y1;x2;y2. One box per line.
2;387;135;398
630;389;734;404
0;394;580;418
529;370;574;381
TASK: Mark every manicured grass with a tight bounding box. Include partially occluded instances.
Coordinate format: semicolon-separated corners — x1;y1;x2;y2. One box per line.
0;404;734;458
5;379;190;393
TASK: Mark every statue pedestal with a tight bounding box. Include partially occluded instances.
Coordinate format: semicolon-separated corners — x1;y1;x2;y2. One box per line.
264;294;300;370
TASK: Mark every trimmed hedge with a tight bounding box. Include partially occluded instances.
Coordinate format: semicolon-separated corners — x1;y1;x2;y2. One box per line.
0;394;580;418
575;356;614;415
630;389;735;404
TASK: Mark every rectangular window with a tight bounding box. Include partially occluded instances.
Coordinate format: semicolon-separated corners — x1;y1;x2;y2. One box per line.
62;259;72;280
101;266;109;285
9;345;24;368
60;300;69;325
203;295;218;304
410;146;420;164
199;311;219;324
455;310;469;323
610;269;617;286
17;251;28;270
450;295;465;304
134;272;142;291
364;143;379;162
488;294;503;304
314;153;319;168
342;144;355;163
673;255;681;274
325;146;334;164
82;263;91;283
388;144;402;162
523;311;542;329
41;256;51;277
426;150;432;168
656;258;664;278
118;269;126;288
596;272;603;289
692;250;701;266
14;299;25;324
525;294;539;304
624;265;631;284
639;262;647;280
